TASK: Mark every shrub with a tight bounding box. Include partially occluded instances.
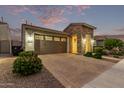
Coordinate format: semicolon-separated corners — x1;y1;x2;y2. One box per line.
102;49;110;55
93;46;103;54
13;51;42;76
111;49;123;56
113;55;119;58
84;52;93;57
12;46;23;56
104;38;124;50
93;53;102;59
19;51;37;57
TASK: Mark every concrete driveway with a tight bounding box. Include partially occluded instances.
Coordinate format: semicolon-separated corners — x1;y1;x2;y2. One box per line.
39;53;115;88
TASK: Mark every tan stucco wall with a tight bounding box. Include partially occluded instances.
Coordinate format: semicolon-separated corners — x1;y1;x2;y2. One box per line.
25;30;35;51
0;23;11;54
64;25;94;54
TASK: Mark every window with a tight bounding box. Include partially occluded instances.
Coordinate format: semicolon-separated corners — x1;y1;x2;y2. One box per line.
61;38;66;42
54;37;60;41
45;36;53;41
35;35;44;40
39;36;44;40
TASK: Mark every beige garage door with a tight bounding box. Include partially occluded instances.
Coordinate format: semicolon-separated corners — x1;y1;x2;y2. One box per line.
34;35;67;54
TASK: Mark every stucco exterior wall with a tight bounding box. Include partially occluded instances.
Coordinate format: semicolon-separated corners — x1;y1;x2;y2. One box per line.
64;24;94;54
25;30;35;51
22;24;68;53
0;23;11;54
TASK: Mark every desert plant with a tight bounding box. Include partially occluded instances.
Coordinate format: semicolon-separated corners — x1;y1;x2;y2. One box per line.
84;52;93;57
104;38;124;50
102;49;110;55
93;46;103;54
13;51;42;76
111;48;124;56
113;55;119;58
93;52;102;59
19;51;37;57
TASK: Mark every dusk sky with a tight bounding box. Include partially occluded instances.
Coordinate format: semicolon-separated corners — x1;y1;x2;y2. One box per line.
0;5;124;35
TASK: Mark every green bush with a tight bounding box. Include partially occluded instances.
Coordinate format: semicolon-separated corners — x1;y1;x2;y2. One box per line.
19;51;37;57
93;53;102;59
84;52;93;57
102;49;110;55
104;38;124;50
13;51;42;76
111;49;123;56
93;46;103;54
113;55;119;58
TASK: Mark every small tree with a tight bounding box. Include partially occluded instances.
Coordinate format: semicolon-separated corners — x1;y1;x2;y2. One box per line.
104;38;124;50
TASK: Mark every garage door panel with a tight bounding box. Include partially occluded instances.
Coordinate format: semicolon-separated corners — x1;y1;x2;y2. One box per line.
35;40;40;54
35;39;67;54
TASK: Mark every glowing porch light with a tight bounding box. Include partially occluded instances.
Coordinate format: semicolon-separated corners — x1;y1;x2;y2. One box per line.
82;38;86;44
27;35;33;43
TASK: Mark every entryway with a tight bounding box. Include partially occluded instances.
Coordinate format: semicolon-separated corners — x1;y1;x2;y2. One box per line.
72;34;77;53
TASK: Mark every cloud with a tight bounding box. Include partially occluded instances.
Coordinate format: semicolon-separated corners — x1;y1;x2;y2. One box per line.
37;7;68;26
38;16;68;26
1;5;90;27
75;5;90;13
65;5;90;14
37;6;90;26
115;28;124;32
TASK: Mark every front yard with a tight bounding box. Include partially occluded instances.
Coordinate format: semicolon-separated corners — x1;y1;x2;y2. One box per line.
0;53;116;88
0;58;64;88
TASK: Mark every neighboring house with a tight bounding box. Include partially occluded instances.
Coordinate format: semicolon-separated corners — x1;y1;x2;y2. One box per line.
94;35;124;46
22;23;96;54
0;22;11;55
10;28;21;47
0;22;21;55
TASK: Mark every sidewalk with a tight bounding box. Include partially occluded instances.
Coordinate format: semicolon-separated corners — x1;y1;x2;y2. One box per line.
83;59;124;88
102;56;121;63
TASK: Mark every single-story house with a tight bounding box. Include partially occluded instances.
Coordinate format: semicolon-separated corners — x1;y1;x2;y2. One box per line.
22;23;96;54
95;35;124;46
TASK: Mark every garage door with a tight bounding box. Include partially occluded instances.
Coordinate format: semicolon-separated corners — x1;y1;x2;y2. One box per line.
34;35;67;54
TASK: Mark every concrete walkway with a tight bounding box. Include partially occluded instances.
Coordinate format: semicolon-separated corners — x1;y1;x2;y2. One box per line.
83;59;124;88
102;56;121;63
39;53;114;88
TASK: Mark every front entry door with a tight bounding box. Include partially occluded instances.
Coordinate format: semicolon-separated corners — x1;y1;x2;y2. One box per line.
72;34;77;53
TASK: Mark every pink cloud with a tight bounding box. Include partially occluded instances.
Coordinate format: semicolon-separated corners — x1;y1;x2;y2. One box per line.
2;5;90;27
76;5;90;13
4;6;28;15
37;6;90;26
65;5;90;13
38;16;68;26
38;8;68;26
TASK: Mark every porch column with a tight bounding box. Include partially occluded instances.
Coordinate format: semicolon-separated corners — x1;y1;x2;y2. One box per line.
67;37;70;53
85;34;92;53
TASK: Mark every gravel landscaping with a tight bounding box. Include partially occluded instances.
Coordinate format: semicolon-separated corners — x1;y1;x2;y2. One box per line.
0;58;64;88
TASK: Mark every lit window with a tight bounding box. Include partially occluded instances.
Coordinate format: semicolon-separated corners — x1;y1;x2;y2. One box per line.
39;36;44;40
45;36;53;41
35;35;44;40
54;37;60;41
61;38;66;42
35;35;39;40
